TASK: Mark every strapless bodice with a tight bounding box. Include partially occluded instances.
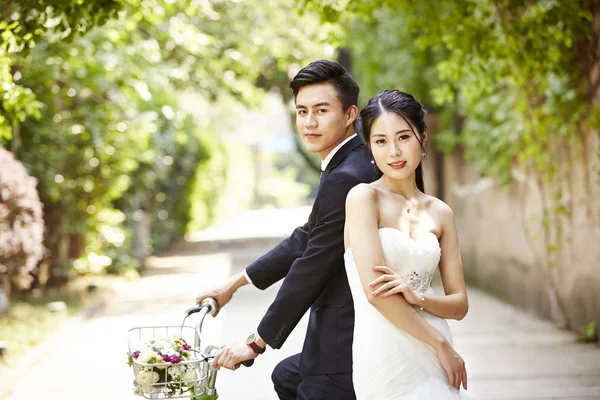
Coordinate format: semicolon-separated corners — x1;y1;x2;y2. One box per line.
346;227;441;293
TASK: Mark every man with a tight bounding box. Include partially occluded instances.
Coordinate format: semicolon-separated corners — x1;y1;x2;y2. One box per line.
196;59;379;399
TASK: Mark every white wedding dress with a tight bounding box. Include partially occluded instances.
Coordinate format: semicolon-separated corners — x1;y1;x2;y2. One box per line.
345;228;468;399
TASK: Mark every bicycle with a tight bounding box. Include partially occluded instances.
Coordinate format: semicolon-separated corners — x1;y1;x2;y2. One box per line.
127;298;251;399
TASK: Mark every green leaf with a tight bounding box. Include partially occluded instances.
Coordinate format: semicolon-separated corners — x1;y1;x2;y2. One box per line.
576;322;598;343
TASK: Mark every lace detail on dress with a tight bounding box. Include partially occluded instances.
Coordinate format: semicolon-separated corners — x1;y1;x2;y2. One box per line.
402;271;433;293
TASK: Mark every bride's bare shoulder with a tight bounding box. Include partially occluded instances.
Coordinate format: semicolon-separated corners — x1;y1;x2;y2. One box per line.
347;184;383;218
424;195;455;224
347;183;378;202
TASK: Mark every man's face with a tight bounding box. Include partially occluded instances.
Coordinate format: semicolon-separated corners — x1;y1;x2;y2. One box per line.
295;83;355;160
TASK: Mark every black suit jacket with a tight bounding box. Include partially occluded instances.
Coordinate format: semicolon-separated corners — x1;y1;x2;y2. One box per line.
246;135;379;376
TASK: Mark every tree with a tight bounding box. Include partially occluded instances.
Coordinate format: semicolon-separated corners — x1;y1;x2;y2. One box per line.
0;0;123;291
1;0;339;287
0;0;122;141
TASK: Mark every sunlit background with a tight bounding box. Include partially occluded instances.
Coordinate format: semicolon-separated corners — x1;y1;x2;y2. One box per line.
1;1;599;399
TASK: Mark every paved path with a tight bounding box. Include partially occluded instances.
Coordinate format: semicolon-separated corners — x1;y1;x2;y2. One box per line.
3;207;600;400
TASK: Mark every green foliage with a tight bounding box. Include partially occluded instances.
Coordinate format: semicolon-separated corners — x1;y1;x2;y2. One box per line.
1;0;337;285
576;321;598;343
343;8;443;107
0;1;123;141
0;0;122;48
188;131;228;232
309;0;597;181
11;20;207;274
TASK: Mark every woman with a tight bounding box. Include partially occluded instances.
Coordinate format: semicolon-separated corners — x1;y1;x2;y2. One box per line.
344;90;470;398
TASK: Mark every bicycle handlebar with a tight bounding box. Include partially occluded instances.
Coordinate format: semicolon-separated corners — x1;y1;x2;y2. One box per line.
187;298;253;368
241;359;254;367
185;298;218;317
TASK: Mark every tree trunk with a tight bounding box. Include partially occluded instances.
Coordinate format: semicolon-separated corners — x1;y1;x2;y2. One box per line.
0;275;10;313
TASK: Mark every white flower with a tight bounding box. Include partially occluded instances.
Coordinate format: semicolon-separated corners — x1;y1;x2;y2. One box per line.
181;369;197;387
137;348;158;364
164;349;176;357
168;364;184;378
137;370;160;392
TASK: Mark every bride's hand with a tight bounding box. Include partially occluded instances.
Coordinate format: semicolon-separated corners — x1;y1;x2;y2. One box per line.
435;340;467;391
369;266;421;304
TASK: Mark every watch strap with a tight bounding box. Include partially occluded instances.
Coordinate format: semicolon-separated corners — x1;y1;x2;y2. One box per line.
247;340;265;355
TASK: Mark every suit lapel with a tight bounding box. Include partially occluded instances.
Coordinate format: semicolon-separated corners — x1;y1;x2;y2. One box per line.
317;135;364;193
318;171;326;191
324;135;364;175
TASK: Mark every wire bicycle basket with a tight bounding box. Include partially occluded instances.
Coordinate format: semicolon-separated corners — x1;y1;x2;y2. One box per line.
127;298;221;400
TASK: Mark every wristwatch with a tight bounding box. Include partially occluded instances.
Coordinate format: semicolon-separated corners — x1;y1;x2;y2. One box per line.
246;333;265;355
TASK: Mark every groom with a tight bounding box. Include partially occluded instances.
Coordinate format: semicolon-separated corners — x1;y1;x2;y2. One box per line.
196;59;379;399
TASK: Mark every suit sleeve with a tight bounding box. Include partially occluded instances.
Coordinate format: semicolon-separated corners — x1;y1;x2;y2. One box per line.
245;221;309;289
256;172;360;348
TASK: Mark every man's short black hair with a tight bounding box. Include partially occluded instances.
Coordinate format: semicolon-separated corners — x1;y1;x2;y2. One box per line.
290;59;359;111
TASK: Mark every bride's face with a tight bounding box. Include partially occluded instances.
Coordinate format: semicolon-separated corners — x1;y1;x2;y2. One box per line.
369;111;426;180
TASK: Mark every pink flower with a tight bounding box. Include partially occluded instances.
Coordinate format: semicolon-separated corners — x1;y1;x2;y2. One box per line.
132;351;141;359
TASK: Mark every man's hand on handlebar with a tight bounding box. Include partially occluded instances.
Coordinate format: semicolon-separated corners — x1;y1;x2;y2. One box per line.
195;272;249;317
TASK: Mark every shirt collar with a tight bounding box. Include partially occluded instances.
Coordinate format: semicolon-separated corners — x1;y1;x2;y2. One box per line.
321;133;357;172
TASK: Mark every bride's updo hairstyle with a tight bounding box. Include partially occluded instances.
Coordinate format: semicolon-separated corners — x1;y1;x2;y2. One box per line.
360;90;427;193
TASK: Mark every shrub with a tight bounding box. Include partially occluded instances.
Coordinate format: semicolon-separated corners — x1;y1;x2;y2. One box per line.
0;146;44;303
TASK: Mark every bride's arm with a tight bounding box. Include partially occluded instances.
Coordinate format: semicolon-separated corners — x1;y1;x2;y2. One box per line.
371;201;469;321
346;184;447;350
420;202;469;320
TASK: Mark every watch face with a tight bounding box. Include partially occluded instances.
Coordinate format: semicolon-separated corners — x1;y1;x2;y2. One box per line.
246;333;256;345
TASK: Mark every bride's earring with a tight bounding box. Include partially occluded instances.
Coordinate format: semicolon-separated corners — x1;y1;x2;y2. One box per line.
421;151;427;159
371;160;379;172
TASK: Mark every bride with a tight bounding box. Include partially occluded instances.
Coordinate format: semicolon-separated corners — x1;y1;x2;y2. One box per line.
344;90;470;399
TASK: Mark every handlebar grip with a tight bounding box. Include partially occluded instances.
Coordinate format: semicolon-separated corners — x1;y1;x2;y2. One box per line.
185;298;218;317
241;359;254;367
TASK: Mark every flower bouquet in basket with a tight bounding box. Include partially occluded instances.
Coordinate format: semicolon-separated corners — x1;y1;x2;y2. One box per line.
127;336;216;399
